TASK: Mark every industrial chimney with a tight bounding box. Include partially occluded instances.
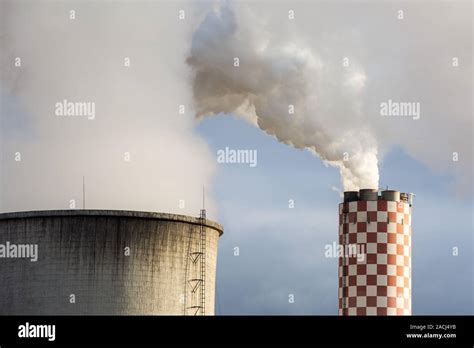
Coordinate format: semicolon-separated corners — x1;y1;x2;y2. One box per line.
338;189;414;315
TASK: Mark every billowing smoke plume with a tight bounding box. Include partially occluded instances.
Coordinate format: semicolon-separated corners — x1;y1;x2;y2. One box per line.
187;4;379;191
187;2;472;196
0;2;217;216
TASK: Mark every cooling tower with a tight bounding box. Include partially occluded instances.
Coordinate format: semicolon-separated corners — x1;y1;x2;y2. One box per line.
0;210;223;315
338;189;413;315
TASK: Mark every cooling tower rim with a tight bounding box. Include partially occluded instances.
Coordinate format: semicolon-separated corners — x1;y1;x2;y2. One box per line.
0;210;223;236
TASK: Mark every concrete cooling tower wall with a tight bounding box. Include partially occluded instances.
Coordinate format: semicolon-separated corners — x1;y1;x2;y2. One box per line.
0;210;223;315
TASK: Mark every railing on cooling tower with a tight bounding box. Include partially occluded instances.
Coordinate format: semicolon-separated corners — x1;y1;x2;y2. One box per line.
183;209;207;316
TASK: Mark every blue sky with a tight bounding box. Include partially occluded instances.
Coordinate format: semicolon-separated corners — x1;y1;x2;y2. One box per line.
198;115;473;315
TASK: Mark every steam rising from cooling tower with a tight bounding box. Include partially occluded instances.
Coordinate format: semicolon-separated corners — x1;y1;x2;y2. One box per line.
187;4;379;191
0;2;217;215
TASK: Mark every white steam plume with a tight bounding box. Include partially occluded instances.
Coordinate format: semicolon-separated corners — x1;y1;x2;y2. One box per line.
187;4;379;191
0;2;217;216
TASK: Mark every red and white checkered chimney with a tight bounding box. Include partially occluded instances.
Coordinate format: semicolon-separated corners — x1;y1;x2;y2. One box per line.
338;189;414;315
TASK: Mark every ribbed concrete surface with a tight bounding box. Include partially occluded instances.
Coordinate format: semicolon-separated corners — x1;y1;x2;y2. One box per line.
0;210;223;315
